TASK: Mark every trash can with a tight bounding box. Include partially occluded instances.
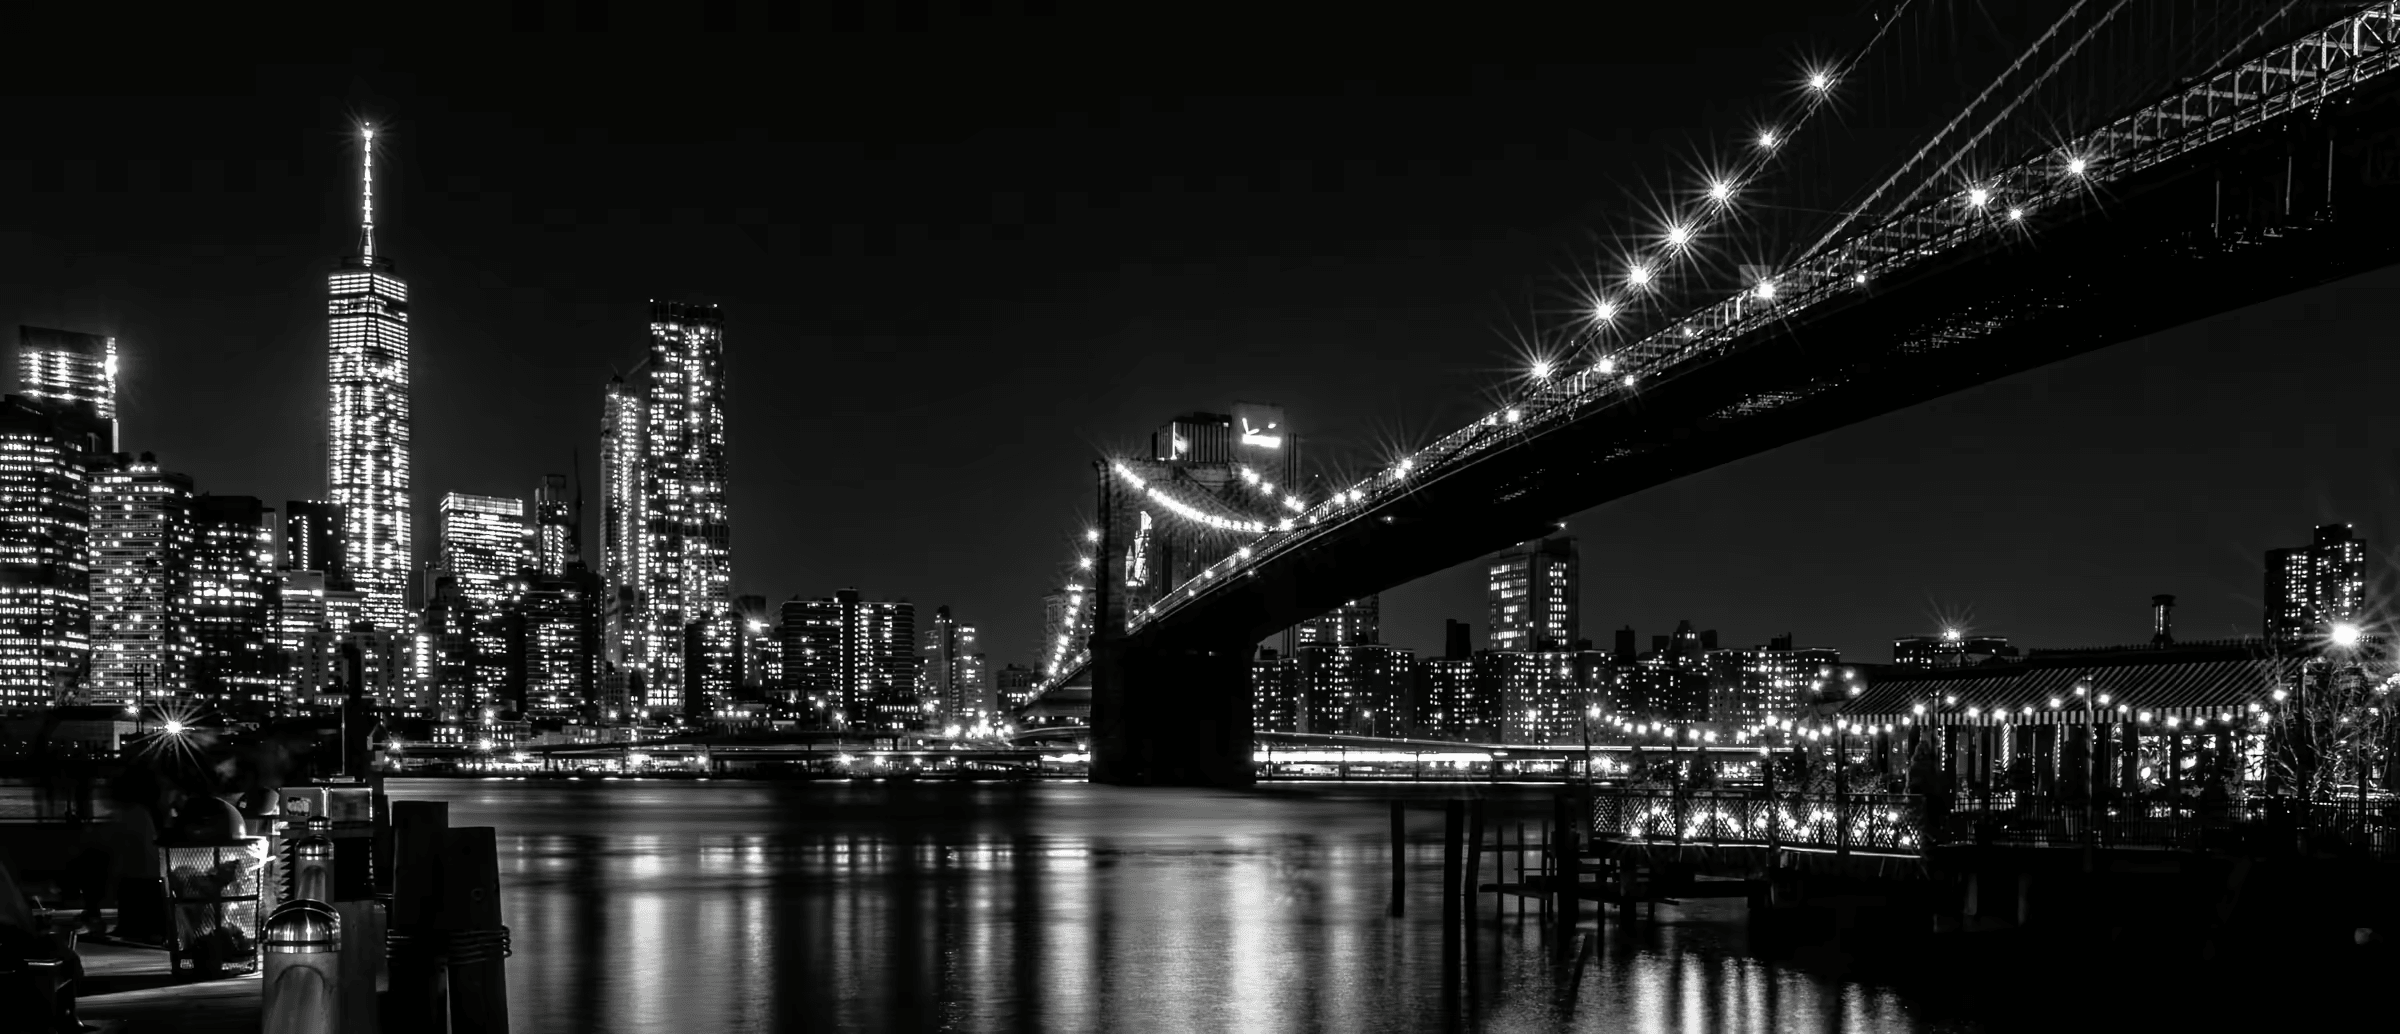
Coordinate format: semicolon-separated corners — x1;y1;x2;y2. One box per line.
158;798;267;979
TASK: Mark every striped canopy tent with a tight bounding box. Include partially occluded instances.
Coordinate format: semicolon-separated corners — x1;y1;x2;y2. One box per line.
1838;650;2388;730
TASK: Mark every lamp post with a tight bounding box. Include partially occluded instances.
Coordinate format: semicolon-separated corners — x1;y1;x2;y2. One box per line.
1581;701;1600;786
2328;622;2368;827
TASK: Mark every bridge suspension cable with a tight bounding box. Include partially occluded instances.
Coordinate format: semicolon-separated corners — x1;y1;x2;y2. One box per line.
1799;0;2100;263
1594;0;1921;339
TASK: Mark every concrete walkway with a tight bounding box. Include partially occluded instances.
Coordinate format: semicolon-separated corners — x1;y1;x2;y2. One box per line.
70;940;260;1033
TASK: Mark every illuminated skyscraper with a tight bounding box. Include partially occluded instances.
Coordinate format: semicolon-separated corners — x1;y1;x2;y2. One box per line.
734;594;779;694
188;496;281;715
435;493;525;717
995;664;1038;710
920;605;994;725
436;493;527;611
2267;523;2368;646
1296;643;1414;737
598;372;643;701
533;474;576;576
512;568;597;718
780;589;913;731
1709;634;1840;728
277;571;328;653
326;123;412;633
16;326;118;452
602;302;734;718
281;500;346;586
1487;535;1578;652
1297;596;1379;647
89;454;195;704
0;397;96;707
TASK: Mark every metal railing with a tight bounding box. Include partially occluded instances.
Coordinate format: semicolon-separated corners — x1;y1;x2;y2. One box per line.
0;783;108;824
1587;788;2400;861
1589;789;1925;853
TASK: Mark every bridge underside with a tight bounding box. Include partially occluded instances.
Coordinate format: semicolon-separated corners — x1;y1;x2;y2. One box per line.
1093;74;2400;786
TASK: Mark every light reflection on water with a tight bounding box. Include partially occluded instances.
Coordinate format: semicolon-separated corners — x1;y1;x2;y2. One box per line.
386;779;1950;1033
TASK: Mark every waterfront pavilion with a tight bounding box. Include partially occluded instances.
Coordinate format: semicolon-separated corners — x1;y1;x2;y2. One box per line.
1836;642;2306;806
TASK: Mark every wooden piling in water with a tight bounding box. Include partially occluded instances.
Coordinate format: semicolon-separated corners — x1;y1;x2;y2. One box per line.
1551;795;1577;956
1389;800;1406;918
1537;821;1550;921
1515;823;1526;920
1463;799;1485;927
441;827;510;1034
1441;800;1464;936
387;801;448;1033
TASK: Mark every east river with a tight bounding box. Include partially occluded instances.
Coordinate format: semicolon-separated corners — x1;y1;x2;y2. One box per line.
386;778;2359;1033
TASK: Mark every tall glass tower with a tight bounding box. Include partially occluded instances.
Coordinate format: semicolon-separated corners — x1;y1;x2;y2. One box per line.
1486;535;1578;652
16;326;118;452
435;493;527;611
327;123;412;632
600;302;732;719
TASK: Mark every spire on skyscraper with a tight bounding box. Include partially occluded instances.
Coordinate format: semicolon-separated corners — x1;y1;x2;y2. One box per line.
359;123;376;264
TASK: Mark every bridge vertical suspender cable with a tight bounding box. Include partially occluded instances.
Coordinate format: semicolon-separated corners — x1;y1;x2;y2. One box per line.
1798;0;2097;263
1871;0;2138;226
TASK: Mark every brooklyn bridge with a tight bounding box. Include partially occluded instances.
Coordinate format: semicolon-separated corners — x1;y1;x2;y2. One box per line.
997;1;2400;786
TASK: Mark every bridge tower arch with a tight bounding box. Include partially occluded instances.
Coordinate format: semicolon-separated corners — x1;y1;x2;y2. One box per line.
1090;460;1259;786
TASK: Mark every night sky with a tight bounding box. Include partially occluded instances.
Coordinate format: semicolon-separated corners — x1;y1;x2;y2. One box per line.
7;4;2399;672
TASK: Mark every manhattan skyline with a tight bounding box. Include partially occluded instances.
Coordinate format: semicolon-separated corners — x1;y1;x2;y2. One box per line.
10;15;2400;672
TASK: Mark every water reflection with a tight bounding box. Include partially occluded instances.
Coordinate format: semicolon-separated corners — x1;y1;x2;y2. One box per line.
381;779;2198;1032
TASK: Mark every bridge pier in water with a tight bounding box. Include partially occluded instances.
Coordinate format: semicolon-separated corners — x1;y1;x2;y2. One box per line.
1089;631;1255;787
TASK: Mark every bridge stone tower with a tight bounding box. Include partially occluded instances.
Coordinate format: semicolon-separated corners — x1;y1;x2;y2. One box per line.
1089;459;1257;787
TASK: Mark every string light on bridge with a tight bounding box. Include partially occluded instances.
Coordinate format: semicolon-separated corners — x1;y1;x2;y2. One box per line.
1111;461;1269;534
1626;263;1653;288
1965;187;1991;209
1706;178;1735;203
1531;358;1554;380
1590;299;1620;324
